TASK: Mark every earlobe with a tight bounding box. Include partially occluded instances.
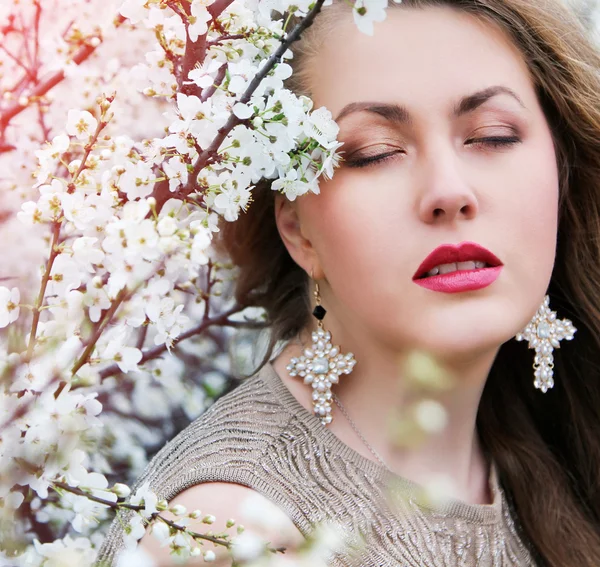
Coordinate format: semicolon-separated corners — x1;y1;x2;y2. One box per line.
274;194;323;278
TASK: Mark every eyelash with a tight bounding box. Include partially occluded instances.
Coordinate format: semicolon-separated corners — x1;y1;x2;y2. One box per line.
345;136;521;169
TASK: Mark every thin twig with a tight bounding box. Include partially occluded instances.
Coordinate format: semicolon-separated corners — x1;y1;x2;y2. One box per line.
136;324;149;350
0;15;125;134
32;0;41;75
98;303;250;380
72;101;113;183
0;44;36;79
200;63;227;103
0;375;60;432
36;100;50;141
206;32;251;47
26;222;61;361
71;288;127;376
203;259;214;322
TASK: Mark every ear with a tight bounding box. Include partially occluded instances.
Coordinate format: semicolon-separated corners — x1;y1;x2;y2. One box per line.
274;193;324;279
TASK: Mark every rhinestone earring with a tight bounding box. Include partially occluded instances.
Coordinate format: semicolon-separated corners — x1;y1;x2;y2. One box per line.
286;273;357;425
514;295;576;392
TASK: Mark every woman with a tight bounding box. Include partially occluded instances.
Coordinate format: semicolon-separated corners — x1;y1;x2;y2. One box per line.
96;0;600;565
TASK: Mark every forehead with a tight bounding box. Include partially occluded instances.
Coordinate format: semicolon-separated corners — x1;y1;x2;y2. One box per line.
307;5;536;119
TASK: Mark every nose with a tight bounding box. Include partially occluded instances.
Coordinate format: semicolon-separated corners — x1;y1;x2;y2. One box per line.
417;144;479;224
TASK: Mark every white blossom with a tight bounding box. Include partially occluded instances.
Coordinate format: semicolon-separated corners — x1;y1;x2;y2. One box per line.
304;107;340;149
119;0;149;24
0;287;20;328
123;514;147;549
353;0;389;35
102;338;143;373
187;0;216;42
32;535;96;567
162;156;189;191
66;109;98;140
231;530;266;562
129;481;159;517
150;521;170;544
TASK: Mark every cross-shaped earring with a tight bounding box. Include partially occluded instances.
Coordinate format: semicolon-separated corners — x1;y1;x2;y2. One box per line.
285;273;357;425
515;295;577;392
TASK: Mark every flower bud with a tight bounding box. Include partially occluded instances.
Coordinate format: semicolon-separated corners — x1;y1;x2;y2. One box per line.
111;483;131;499
188;509;202;519
151;521;170;543
157;499;168;511
203;550;216;561
226;518;235;528
202;514;216;524
7;352;21;365
170;504;187;516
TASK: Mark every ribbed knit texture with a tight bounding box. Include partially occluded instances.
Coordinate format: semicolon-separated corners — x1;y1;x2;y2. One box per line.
95;361;537;566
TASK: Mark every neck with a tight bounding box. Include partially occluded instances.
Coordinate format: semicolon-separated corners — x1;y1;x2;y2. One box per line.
271;330;499;506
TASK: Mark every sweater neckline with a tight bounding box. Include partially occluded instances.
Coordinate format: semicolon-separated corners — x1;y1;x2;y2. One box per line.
260;359;504;525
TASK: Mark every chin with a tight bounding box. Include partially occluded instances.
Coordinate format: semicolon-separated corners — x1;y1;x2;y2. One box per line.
416;333;506;367
394;312;518;364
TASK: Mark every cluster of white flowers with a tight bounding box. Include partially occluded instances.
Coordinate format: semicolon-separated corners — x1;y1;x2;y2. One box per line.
0;0;392;565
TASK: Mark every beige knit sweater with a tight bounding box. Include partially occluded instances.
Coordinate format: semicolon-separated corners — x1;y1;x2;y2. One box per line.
95;360;538;567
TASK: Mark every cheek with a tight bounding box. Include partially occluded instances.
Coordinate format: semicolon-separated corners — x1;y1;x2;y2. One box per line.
303;180;398;265
504;132;559;283
300;178;413;311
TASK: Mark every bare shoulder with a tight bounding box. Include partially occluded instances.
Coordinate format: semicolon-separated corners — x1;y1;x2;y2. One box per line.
138;482;306;567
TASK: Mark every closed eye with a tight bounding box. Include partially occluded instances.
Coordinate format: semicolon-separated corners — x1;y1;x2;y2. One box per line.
344;136;521;169
344;150;404;169
466;135;521;149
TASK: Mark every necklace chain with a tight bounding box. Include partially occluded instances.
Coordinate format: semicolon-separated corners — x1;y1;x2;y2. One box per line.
331;392;390;471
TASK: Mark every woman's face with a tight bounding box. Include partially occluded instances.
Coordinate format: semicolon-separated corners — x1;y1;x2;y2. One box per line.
276;5;559;361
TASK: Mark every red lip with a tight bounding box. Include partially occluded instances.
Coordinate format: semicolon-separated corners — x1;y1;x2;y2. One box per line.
413;241;503;280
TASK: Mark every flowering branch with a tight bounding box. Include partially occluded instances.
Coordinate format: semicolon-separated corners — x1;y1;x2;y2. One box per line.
52;480;287;555
52;482;234;548
0;12;125;139
153;0;328;211
189;0;326;178
98;302;265;381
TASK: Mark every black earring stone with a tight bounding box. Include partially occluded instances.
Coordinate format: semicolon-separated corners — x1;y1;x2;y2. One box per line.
312;305;327;320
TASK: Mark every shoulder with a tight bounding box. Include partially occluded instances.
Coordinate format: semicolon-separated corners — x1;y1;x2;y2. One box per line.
97;364;335;566
130;363;294;501
139;481;306;566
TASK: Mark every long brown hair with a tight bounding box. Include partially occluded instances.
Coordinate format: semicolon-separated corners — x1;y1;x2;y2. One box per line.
214;0;600;564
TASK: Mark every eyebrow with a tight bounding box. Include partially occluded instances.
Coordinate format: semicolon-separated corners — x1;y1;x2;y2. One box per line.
334;85;526;124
